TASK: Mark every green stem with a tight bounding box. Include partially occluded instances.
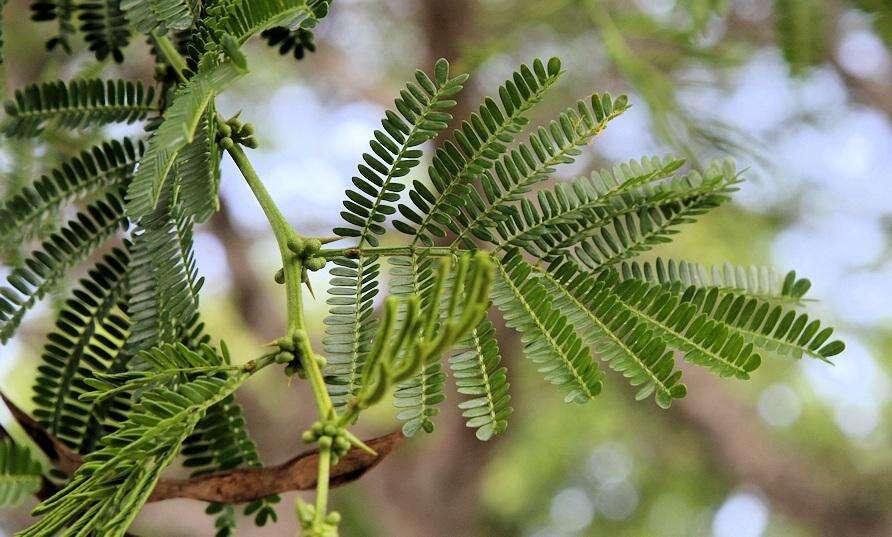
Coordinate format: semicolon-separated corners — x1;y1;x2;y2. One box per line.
245;353;280;374
226;144;332;409
225;142;336;530
226;145;300;314
314;447;331;525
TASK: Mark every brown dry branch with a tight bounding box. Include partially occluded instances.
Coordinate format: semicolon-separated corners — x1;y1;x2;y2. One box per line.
0;391;83;475
0;390;403;504
147;431;404;503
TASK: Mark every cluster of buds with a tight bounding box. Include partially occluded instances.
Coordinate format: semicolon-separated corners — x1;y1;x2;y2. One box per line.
296;498;340;537
217;115;259;150
273;330;326;378
274;237;327;285
302;420;352;465
289;237;326;271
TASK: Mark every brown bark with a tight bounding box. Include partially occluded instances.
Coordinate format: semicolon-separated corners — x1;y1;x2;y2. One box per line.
419;0;473;70
0;392;82;476
147;432;404;503
1;390;403;505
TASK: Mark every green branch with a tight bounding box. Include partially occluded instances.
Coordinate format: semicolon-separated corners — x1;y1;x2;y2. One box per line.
224;141;338;531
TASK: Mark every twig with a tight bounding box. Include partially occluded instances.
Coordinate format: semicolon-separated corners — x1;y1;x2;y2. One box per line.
1;390;404;505
0;391;83;475
148;432;403;503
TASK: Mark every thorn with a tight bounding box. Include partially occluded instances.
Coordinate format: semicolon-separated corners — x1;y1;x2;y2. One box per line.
304;277;316;299
318;235;341;245
342;429;378;456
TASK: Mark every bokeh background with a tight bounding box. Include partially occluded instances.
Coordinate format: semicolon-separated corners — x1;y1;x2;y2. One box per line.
1;0;891;536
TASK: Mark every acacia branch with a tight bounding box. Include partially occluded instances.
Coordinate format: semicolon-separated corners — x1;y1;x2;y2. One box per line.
148;431;403;503
0;391;403;504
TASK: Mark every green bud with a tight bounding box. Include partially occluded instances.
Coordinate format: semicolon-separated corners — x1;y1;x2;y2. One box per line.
276;336;294;351
242;123;255;136
220;137;235;150
301;430;315;443
227;116;243;130
305;239;322;255
291;330;307;349
314;355;327;368
274;268;285;284
311;422;324;434
275;351;293;364
326;512;342;524
323;424;337;437
330;454;340;467
284;365;296;376
335;436;350;451
305;256;326;271
287;237;305;254
218;122;232;138
318;435;333;449
296;498;315;524
242;137;259;149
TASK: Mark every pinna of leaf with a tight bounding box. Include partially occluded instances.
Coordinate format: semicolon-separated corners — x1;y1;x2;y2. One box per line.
0;1;845;536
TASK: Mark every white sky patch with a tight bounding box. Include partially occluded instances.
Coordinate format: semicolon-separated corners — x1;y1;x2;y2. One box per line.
758;383;802;428
596;481;638;521
801;335;891;438
220;83;385;236
795;66;848;115
634;0;676;19
328;102;385;161
193;231;230;296
715;50;797;134
587;442;633;486
831;268;892;325
712;491;770;537
771;212;891;326
0;336;22;381
837;29;890;80
597;97;664;161
772;214;883;286
550;487;595;533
